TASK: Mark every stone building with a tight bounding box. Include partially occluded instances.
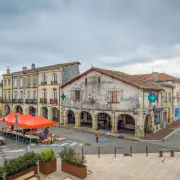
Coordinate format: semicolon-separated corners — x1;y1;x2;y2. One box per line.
133;72;179;122
1;62;80;122
60;67;163;137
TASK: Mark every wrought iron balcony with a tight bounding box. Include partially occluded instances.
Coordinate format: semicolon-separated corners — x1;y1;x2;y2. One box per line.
40;98;47;104
12;99;18;103
41;81;47;85
3;99;12;103
25;99;37;104
18;99;23;104
51;81;57;85
50;99;58;104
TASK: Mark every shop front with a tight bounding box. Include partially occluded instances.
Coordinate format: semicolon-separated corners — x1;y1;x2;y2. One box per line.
174;106;180;121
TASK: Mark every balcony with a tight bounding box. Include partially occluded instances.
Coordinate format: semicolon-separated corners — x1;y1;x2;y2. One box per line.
12;99;18;103
3;99;12;103
33;84;37;88
27;84;31;88
41;81;47;85
18;99;23;104
40;98;47;104
50;99;58;104
25;99;37;104
51;81;57;85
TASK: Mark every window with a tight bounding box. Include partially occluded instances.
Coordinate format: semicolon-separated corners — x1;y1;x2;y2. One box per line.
74;90;80;101
168;92;172;102
33;77;36;85
14;91;17;99
8;79;11;86
53;89;57;99
14;79;17;88
28;77;31;86
53;74;57;82
43;89;47;99
23;77;26;87
33;90;36;99
8;92;11;100
20;78;23;87
4;79;6;86
4;93;6;100
20;91;23;99
27;91;31;99
109;91;118;103
43;74;46;82
164;91;167;102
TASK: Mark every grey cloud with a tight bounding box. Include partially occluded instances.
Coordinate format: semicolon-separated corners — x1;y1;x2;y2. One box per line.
0;0;180;75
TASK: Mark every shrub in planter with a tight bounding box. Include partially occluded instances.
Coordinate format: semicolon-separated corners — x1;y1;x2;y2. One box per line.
0;166;4;180
4;151;39;180
39;149;57;175
59;147;87;179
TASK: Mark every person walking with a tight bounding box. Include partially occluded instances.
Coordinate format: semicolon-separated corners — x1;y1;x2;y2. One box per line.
44;126;49;139
95;129;100;143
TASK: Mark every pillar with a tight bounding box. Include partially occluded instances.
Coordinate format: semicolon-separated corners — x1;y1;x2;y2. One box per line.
75;111;80;128
111;112;117;133
92;114;98;130
135;112;144;137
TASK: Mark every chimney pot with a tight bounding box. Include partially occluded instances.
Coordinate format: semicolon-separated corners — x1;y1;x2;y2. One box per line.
152;72;159;82
23;67;27;71
7;68;10;74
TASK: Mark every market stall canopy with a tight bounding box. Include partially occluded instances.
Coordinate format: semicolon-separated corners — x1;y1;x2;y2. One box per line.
18;116;56;129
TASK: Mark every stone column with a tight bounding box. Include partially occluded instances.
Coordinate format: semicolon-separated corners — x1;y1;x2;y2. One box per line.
135;112;144;137
111;112;117;133
75;111;80;128
92;114;98;130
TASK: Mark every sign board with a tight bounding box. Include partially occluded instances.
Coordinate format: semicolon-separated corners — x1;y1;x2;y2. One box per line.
148;93;158;102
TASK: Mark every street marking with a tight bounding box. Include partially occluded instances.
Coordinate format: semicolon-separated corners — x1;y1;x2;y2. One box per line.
69;142;77;146
4;149;24;153
79;143;84;146
59;143;68;146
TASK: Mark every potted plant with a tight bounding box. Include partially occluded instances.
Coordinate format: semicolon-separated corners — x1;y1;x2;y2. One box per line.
4;151;39;180
0;166;4;180
39;149;56;175
59;147;87;179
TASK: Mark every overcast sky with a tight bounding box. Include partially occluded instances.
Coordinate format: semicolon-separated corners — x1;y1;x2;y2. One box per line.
0;0;180;77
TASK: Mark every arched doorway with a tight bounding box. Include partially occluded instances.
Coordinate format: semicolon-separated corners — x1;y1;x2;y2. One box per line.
80;111;92;128
97;113;111;130
15;105;23;114
4;105;10;115
51;107;59;122
117;114;135;134
144;114;153;135
67;110;75;124
29;106;37;116
41;107;48;119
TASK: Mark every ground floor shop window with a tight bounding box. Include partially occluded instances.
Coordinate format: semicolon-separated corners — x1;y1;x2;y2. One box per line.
154;111;160;125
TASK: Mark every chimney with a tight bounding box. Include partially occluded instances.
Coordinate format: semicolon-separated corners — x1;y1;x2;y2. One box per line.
22;67;27;71
152;72;159;82
7;68;10;74
31;63;35;70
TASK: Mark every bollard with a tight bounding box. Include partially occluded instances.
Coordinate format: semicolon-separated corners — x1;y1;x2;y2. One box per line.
146;145;148;157
170;149;174;157
114;146;116;158
82;147;84;159
98;147;100;158
130;146;132;157
159;150;163;157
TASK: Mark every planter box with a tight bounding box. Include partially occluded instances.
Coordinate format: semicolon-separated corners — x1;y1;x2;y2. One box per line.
61;162;87;179
39;158;57;175
5;165;38;180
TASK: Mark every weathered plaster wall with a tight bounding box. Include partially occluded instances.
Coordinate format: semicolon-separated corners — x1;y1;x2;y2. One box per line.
63;71;142;112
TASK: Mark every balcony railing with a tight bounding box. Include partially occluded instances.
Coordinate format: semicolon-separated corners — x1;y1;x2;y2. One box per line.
50;99;58;104
25;99;37;104
12;99;18;103
40;98;47;104
18;99;23;104
33;84;37;88
3;99;12;103
51;81;57;85
41;81;47;85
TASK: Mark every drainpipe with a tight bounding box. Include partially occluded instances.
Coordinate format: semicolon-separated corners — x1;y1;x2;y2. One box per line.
59;85;61;125
37;70;39;115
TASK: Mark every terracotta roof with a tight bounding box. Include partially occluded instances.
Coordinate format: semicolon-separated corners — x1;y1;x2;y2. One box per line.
4;61;80;75
133;73;180;82
61;67;162;90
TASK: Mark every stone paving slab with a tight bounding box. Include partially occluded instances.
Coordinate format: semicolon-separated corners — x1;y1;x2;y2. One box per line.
39;152;180;180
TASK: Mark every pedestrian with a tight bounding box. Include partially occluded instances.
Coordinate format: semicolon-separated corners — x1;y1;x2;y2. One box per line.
95;129;100;143
44;126;49;139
